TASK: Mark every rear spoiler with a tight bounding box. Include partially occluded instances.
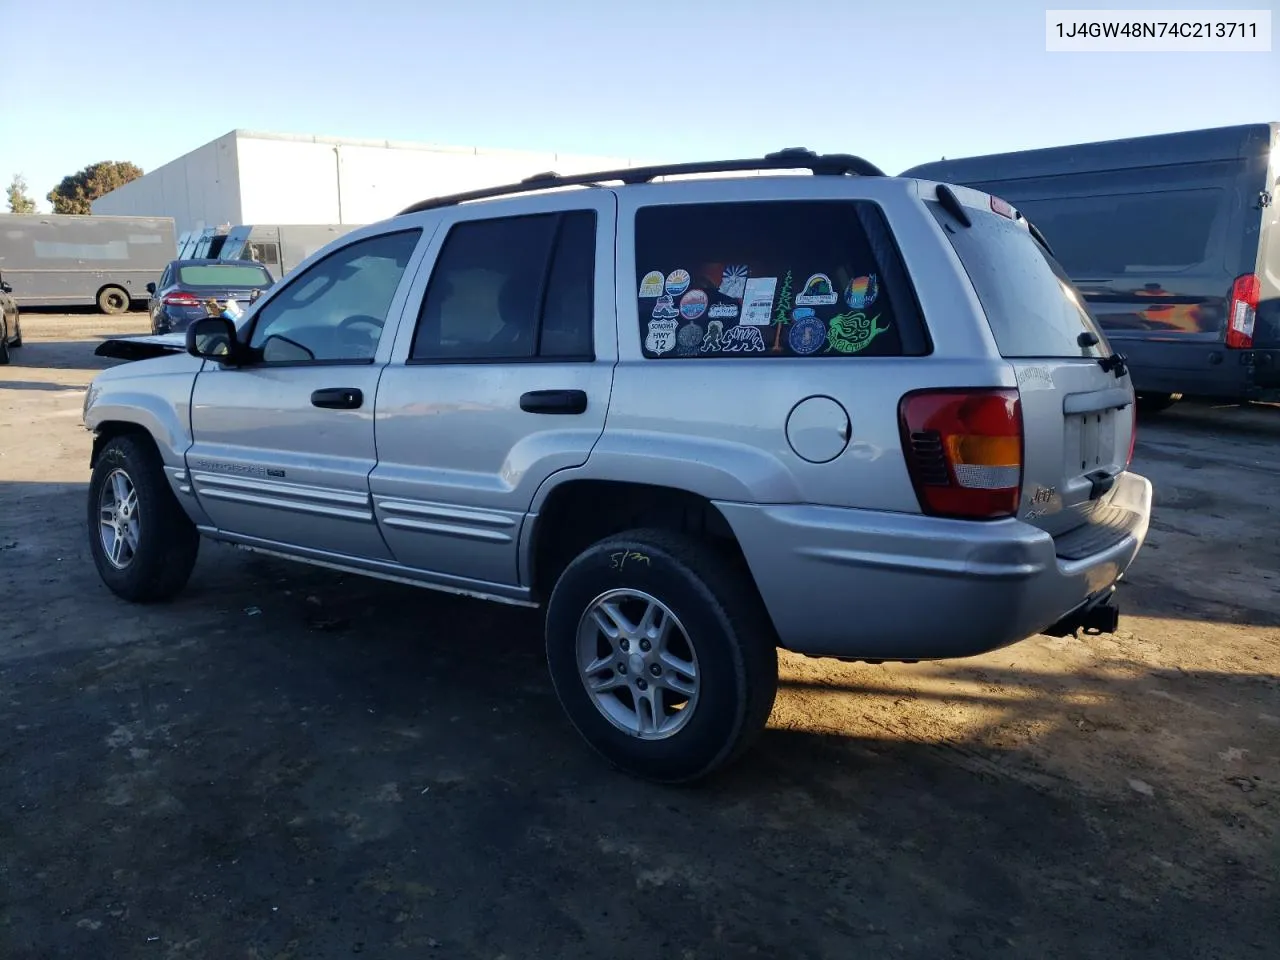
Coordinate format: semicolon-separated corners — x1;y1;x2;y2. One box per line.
930;182;1056;257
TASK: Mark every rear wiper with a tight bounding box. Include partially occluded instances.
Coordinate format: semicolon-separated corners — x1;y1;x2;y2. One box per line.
1098;352;1128;378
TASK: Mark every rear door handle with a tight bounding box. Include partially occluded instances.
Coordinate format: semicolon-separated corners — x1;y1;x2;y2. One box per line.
311;387;363;410
520;389;588;415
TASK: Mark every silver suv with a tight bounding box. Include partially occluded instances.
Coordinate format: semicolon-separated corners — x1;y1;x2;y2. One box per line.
82;150;1153;783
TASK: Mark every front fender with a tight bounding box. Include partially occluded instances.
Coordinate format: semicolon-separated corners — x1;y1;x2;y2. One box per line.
83;357;209;524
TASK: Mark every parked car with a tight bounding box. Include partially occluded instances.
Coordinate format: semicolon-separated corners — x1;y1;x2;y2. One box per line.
0;271;22;365
902;122;1280;412
81;150;1153;783
146;259;275;335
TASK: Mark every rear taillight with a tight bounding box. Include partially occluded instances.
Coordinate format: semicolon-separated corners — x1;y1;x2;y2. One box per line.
1225;273;1260;349
899;389;1023;520
163;292;201;307
990;195;1015;219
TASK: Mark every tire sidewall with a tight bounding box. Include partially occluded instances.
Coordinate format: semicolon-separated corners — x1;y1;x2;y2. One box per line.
546;536;749;783
87;440;163;594
99;288;128;315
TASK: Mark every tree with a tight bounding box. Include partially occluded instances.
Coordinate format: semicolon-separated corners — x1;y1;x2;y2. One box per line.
46;161;143;214
770;270;793;352
6;174;36;214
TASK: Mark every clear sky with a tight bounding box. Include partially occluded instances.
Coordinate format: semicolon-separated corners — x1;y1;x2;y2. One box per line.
3;0;1277;212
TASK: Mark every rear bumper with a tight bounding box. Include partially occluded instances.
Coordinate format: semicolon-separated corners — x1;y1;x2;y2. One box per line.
715;471;1152;661
1111;336;1280;400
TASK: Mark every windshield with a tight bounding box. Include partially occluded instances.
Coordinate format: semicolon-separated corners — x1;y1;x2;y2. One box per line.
177;264;273;289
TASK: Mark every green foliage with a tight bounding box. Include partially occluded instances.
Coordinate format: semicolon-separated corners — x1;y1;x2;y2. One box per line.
771;270;793;326
46;161;144;214
6;174;36;214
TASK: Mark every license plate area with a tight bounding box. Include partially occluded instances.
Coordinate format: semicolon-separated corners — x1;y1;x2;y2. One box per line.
1066;410;1118;475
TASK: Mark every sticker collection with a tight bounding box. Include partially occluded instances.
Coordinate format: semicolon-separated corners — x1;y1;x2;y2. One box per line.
637;263;888;358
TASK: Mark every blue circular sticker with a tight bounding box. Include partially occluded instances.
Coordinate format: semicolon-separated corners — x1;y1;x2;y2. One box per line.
788;316;828;355
665;269;691;296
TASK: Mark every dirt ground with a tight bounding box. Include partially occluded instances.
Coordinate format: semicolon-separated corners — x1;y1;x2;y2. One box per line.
1;312;1277;959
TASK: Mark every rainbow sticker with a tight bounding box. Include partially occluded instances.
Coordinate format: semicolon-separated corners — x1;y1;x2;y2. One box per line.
845;274;879;310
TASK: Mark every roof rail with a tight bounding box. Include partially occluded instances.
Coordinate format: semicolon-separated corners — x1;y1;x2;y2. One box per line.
396;148;886;215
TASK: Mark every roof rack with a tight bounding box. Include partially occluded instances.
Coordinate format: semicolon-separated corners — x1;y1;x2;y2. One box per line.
396;148;886;215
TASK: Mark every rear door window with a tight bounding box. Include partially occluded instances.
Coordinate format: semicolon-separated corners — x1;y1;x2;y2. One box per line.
633;200;929;358
928;201;1108;359
409;210;597;362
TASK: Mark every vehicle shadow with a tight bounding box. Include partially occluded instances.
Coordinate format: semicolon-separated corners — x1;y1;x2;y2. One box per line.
0;338;132;375
0;480;1276;959
18;304;147;315
0;379;88;392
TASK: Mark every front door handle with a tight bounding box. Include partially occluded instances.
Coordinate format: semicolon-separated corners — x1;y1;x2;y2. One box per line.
311;387;363;409
520;389;588;415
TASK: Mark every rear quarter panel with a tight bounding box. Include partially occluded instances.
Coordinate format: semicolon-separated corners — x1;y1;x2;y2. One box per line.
571;177;1014;513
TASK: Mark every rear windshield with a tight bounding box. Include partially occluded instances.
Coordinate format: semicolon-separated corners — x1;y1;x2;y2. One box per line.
178;264;273;289
927;201;1107;359
634;200;930;358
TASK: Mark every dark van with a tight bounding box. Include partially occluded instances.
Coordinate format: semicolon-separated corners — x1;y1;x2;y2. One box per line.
902;123;1279;411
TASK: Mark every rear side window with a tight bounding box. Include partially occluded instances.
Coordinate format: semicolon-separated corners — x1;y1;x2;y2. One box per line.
634;200;929;358
1012;189;1223;276
410;210;596;362
928;201;1107;359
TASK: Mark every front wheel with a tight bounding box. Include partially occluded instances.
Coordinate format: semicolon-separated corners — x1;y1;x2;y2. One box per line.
545;528;778;784
87;434;200;602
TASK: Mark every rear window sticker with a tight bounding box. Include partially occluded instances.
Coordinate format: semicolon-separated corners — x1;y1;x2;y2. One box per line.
665;269;691;296
701;320;726;352
679;289;709;320
844;274;879;310
718;265;749;300
766;270;795;349
639;270;665;298
645;317;678;354
788;309;828;355
771;271;793;324
651;294;679;319
740;276;778;325
827;311;888;354
708;301;739;320
676;322;704;355
796;273;838;306
720;325;767;353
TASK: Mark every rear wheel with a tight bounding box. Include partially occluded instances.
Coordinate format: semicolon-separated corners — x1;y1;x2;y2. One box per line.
1137;392;1180;414
87;434;199;602
545;528;778;784
97;286;131;315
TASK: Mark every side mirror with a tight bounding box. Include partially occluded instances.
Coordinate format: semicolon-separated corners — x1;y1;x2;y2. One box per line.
146;282;156;294
185;315;241;364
